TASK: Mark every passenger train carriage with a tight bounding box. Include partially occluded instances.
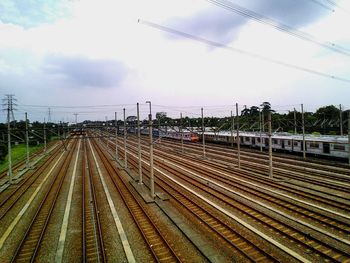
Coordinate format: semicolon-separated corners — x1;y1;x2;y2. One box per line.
203;131;349;159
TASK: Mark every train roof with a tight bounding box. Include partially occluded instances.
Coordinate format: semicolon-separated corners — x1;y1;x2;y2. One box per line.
204;131;348;144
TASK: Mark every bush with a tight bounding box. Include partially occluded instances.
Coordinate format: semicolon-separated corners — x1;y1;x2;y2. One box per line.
0;142;8;162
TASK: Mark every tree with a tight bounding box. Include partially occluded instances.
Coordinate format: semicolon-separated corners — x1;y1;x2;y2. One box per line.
260;102;274;113
250;106;259;116
315;105;339;119
156;112;167;119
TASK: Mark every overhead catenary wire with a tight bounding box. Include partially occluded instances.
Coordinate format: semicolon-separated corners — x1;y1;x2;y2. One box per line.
309;0;336;11
138;19;350;84
205;0;350;55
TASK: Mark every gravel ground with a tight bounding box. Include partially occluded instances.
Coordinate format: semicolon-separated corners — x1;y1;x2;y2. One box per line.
0;145;70;262
35;142;79;262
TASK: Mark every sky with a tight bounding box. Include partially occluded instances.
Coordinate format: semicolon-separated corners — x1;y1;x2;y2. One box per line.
0;0;349;123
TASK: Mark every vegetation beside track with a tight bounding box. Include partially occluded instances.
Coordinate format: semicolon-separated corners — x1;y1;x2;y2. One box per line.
0;143;43;173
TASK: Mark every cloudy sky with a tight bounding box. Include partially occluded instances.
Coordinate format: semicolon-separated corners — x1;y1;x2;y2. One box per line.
0;0;349;122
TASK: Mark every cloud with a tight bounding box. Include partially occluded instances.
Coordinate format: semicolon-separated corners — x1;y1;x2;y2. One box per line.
43;55;128;88
0;0;70;28
167;0;330;44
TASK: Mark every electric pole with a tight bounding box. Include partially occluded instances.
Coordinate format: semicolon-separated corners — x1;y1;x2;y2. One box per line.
146;101;155;198
201;107;206;158
294;108;297;135
236;103;240;169
115;112;118;160
180;113;184;153
3;95;16;184
231;110;234;148
268;111;273;178
123;108;127;169
44;118;47;153
348;111;350;165
137;103;142;184
73;113;78;125
259;109;262;152
301;104;306;159
25;112;30;168
48;107;52;123
340;104;343;136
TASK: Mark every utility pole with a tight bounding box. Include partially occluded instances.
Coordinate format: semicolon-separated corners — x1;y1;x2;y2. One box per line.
146;101;155;198
73;113;78;125
201;107;206;158
115;112;118;160
259;109;262;152
339;104;343;136
4;94;16;184
44;118;47;153
137;103;142;184
25;112;30;168
180;113;184;153
294;108;297;134
105;116;109;151
268;111;273;178
158;115;161;140
236;103;241;169
348;111;350;165
262;111;265;132
123;108;127;169
48;107;52;123
230;110;234;148
301;104;306;159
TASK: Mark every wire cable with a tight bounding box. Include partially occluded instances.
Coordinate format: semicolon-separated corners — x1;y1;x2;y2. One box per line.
206;0;350;56
138;19;350;84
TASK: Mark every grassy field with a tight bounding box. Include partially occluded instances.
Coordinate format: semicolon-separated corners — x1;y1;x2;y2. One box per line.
0;144;43;174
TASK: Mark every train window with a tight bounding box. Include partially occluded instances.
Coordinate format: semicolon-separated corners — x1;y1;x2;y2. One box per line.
257;138;260;143
245;137;250;142
286;140;291;146
273;139;278;144
309;142;319;148
333;144;345;151
293;141;298;146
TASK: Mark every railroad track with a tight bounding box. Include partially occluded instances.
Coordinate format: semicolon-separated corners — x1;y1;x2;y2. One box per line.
90;138;182;262
10;139;77;262
105;136;350;262
167;152;350;208
153;146;350;211
0;144;64;220
147;156;349;261
100;133;349;209
185;140;350;178
125;155;278;262
142;138;350;192
82;139;106;262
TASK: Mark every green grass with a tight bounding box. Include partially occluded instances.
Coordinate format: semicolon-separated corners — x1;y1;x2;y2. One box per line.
0;144;43;173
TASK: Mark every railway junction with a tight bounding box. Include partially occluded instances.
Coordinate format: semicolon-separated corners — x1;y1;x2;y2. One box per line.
0;129;349;262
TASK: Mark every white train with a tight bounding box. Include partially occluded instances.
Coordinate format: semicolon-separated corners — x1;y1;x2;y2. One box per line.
203;131;349;160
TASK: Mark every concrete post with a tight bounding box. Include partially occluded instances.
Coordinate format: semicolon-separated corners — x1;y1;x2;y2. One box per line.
236;103;240;169
137;103;142;184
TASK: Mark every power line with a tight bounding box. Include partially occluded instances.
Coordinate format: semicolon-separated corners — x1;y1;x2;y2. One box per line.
309;0;335;11
138;19;350;83
205;0;350;56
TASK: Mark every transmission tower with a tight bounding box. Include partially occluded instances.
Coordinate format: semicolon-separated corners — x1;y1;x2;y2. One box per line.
2;94;17;184
48;107;52;123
